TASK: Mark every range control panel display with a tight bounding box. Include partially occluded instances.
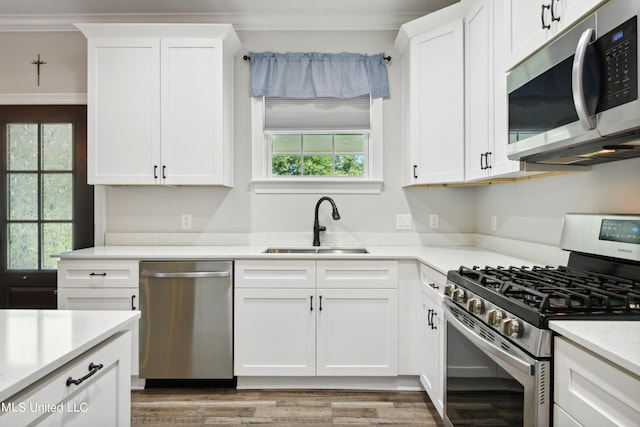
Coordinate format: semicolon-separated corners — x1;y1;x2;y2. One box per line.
600;219;640;244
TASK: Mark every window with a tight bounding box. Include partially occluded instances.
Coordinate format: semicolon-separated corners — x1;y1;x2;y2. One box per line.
0;105;93;308
251;96;383;194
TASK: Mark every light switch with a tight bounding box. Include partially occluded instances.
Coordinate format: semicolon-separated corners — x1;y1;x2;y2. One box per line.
396;214;413;230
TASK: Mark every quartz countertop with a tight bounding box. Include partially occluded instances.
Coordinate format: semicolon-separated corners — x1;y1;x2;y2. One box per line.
549;320;640;377
0;310;140;402
56;245;540;275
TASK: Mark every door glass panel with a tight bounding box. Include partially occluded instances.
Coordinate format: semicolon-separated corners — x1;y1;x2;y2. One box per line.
8;223;38;269
42;223;72;270
8;173;38;220
8;124;38;170
42;174;72;220
42;124;72;170
4;118;78;272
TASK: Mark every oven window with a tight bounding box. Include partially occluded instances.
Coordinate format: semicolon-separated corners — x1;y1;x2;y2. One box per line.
446;325;524;426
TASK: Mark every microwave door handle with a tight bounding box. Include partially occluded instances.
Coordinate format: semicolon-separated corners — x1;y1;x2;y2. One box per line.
572;28;597;130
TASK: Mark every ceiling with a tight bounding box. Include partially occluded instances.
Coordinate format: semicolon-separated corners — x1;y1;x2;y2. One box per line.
0;0;460;31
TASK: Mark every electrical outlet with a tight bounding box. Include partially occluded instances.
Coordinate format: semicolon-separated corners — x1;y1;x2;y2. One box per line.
491;215;497;232
429;214;439;229
181;214;192;230
396;214;413;230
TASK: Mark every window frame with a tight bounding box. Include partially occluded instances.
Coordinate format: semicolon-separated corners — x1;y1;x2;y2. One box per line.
251;96;384;194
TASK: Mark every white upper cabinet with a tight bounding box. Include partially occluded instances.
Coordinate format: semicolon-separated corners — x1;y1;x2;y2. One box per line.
504;0;608;70
77;24;240;186
396;5;465;186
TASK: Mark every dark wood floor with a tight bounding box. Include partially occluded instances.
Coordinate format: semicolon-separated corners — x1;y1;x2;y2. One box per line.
131;388;444;426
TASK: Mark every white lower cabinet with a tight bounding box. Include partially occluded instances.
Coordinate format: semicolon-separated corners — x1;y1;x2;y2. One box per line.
57;260;140;377
419;263;445;417
1;331;132;427
234;260;398;377
554;336;640;426
234;288;316;376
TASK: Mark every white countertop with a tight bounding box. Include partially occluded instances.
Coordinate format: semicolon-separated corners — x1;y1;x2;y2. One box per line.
549;320;640;377
56;245;539;275
0;310;140;402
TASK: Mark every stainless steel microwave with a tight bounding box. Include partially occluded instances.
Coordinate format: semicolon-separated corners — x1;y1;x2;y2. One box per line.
508;0;640;165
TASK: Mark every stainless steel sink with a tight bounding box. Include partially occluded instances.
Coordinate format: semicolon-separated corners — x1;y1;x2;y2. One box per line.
317;248;369;254
263;247;368;254
262;248;317;254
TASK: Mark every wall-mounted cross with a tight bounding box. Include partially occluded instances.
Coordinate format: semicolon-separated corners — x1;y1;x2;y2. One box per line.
31;54;47;86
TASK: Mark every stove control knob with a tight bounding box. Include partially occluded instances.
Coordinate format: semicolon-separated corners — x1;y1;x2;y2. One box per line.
467;298;484;314
444;284;455;297
501;318;522;338
486;309;503;326
451;288;467;303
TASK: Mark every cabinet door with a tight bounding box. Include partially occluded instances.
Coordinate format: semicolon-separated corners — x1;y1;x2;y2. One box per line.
57;288;140;376
1;331;131;427
554;337;640;426
316;288;398;376
234;288;316;376
420;293;443;417
161;38;227;185
465;0;493;181
87;38;160;185
409;20;464;184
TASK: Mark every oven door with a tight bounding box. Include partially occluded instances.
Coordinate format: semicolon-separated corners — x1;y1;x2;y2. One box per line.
443;300;550;427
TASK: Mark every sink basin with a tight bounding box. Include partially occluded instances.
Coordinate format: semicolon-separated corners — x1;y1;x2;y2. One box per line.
263;247;368;254
317;248;369;254
262;248;317;254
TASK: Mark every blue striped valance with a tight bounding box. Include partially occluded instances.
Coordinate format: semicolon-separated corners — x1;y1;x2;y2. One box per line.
249;52;390;99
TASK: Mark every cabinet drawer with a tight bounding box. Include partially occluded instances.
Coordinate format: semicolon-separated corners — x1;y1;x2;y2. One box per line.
235;260;316;288
554;337;640;427
317;260;398;289
0;331;131;427
420;263;445;302
58;260;139;288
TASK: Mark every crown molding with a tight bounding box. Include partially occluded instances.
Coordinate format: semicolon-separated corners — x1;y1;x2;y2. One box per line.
0;12;426;32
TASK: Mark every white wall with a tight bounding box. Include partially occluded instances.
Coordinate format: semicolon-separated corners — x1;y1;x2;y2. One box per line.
0;31;86;94
475;157;640;246
2;29;638;248
104;30;476;238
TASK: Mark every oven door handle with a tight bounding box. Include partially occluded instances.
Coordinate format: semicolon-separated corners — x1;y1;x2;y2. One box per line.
446;306;535;376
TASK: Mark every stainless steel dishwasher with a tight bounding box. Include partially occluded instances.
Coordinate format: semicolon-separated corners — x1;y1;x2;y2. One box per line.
139;260;233;380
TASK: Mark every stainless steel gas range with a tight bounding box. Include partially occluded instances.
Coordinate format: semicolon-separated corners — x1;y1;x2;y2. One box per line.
442;214;640;427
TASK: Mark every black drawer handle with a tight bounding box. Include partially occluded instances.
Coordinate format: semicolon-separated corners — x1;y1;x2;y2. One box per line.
541;4;551;30
66;362;103;387
89;272;107;276
131;295;137;310
319;295;323;311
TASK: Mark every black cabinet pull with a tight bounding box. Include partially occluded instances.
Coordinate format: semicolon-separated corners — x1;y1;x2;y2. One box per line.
413;164;418;179
480;153;486;170
162;165;167;179
429;283;439;290
427;309;433;327
310;295;313;311
131;295;137;310
550;0;560;22
430;310;437;330
66;362;103;387
153;165;158;179
541;4;551;30
89;272;107;276
485;151;492;169
319;295;323;311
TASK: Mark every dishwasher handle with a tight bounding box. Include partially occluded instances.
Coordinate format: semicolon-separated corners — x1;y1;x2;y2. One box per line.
141;271;230;279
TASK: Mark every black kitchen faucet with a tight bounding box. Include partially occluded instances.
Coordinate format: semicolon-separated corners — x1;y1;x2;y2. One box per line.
313;196;341;246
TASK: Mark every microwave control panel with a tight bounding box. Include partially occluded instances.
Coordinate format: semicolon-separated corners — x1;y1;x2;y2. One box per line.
598;15;638;111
